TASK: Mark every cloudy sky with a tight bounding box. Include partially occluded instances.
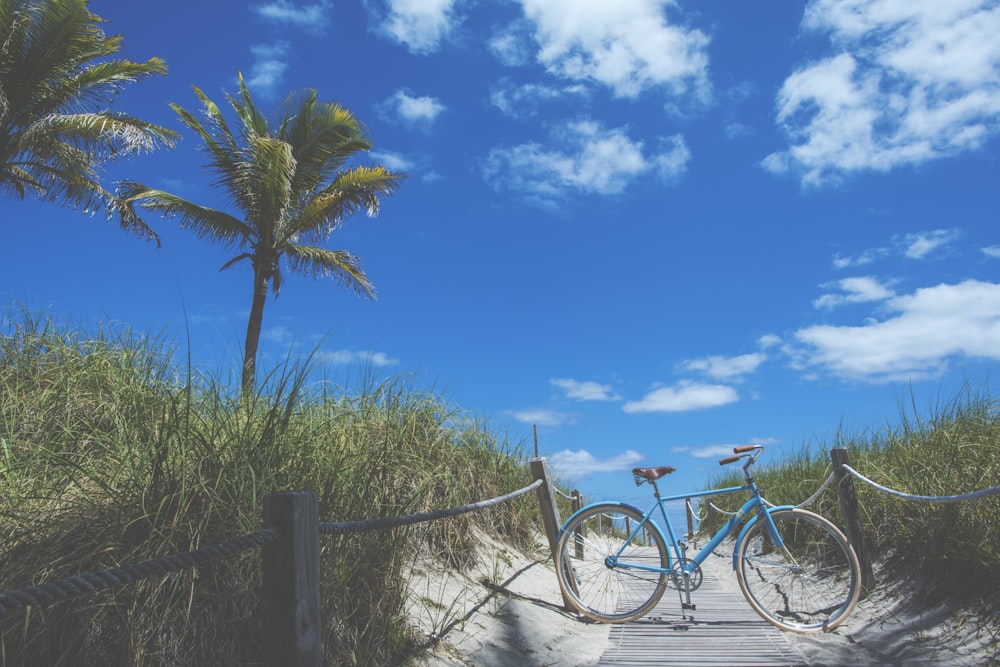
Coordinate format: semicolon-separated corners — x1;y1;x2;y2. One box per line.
3;0;999;505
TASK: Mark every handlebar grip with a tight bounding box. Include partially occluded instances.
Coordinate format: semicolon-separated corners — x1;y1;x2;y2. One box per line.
719;456;740;465
733;445;757;453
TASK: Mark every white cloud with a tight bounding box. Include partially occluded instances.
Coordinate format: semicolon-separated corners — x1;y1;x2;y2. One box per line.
623;381;739;414
368;150;414;172
833;229;959;268
900;228;959;259
792;279;1000;382
652;135;691;182
982;245;1000;259
317;349;400;366
368;149;441;183
253;0;330;32
489;79;590;119
758;334;782;349
517;0;711;100
679;353;766;381
382;90;446;126
247;43;290;97
376;0;459;53
483;120;689;205
689;444;742;459
547;448;644;480
262;325;295;343
814;276;896;309
764;0;1000;185
508;408;574;427
488;21;535;66
551;378;622;401
833;246;890;269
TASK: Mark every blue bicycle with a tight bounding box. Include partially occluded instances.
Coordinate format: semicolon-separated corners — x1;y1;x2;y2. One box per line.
555;445;861;632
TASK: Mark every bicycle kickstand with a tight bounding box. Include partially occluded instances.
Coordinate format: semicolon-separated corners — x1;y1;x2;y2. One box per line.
676;542;696;621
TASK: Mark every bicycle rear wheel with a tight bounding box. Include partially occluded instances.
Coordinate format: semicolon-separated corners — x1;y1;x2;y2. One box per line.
736;508;861;633
555;503;669;623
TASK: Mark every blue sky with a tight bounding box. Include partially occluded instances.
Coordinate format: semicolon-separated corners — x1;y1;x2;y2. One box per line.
3;0;999;509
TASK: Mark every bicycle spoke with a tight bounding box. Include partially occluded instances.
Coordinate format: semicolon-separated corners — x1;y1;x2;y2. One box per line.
555;503;669;623
736;509;861;632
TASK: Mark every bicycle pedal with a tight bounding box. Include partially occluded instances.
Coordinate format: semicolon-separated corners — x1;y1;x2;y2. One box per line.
682;603;696;610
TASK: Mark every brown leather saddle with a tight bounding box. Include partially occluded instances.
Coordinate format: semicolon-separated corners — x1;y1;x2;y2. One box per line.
632;465;676;482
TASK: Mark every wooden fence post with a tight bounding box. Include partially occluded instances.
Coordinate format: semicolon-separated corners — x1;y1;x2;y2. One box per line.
685;498;694;540
571;490;585;560
262;491;322;667
530;457;575;610
830;448;876;594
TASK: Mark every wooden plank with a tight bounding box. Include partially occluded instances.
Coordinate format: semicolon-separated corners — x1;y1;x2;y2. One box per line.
595;558;807;667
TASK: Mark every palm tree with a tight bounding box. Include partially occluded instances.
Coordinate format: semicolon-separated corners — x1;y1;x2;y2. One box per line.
120;74;404;395
0;0;178;242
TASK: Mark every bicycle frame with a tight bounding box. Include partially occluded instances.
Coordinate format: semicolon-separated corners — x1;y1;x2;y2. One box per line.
595;479;791;576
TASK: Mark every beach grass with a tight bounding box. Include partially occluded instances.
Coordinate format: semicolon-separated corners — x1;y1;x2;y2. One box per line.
0;307;538;666
700;386;1000;609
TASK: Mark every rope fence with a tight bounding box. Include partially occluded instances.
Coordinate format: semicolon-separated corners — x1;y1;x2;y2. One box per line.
703;460;999;518
0;527;279;616
841;465;1000;503
319;480;541;535
0;460;561;667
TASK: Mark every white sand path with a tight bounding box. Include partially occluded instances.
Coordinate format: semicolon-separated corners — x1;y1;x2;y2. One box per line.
410;532;998;666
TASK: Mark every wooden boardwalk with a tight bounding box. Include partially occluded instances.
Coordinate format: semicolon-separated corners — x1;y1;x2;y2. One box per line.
596;559;808;667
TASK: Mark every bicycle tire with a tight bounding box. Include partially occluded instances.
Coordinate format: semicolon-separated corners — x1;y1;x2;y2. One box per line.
555;503;670;623
736;508;861;633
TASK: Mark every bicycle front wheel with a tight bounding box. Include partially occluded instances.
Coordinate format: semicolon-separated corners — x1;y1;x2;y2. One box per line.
555;503;669;623
736;508;861;633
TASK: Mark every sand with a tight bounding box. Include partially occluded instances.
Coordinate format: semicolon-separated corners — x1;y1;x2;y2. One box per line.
407;532;999;666
406;530;610;667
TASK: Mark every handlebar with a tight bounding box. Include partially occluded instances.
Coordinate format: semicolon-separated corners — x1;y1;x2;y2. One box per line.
718;444;764;466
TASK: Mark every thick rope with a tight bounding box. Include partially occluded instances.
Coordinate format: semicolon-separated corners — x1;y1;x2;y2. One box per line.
0;479;545;615
554;487;575;500
320;479;542;535
762;472;835;509
708;502;736;516
707;472;836;516
0;527;279;616
841;465;1000;503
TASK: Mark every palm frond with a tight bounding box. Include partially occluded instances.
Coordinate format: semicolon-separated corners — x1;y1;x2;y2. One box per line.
231;73;269;137
64;57;170;110
244;133;294;226
286;165;403;243
219;252;253;272
118;180;251;246
284;245;376;299
170;94;249;214
0;0;174;227
27;111;178;157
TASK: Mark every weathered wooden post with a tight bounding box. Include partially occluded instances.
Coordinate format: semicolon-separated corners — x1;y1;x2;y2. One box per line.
571;490;585;560
685;498;694;540
262;491;322;666
830;448;876;594
530;457;575;609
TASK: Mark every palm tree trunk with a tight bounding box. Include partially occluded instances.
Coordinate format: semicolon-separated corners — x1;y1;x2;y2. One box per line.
242;267;270;396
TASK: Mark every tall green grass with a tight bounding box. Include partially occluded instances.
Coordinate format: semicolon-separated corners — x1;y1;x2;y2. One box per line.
0;307;539;665
702;388;1000;608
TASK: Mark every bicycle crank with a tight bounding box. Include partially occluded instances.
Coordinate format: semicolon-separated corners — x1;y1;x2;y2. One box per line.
669;559;704;591
670;558;704;591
